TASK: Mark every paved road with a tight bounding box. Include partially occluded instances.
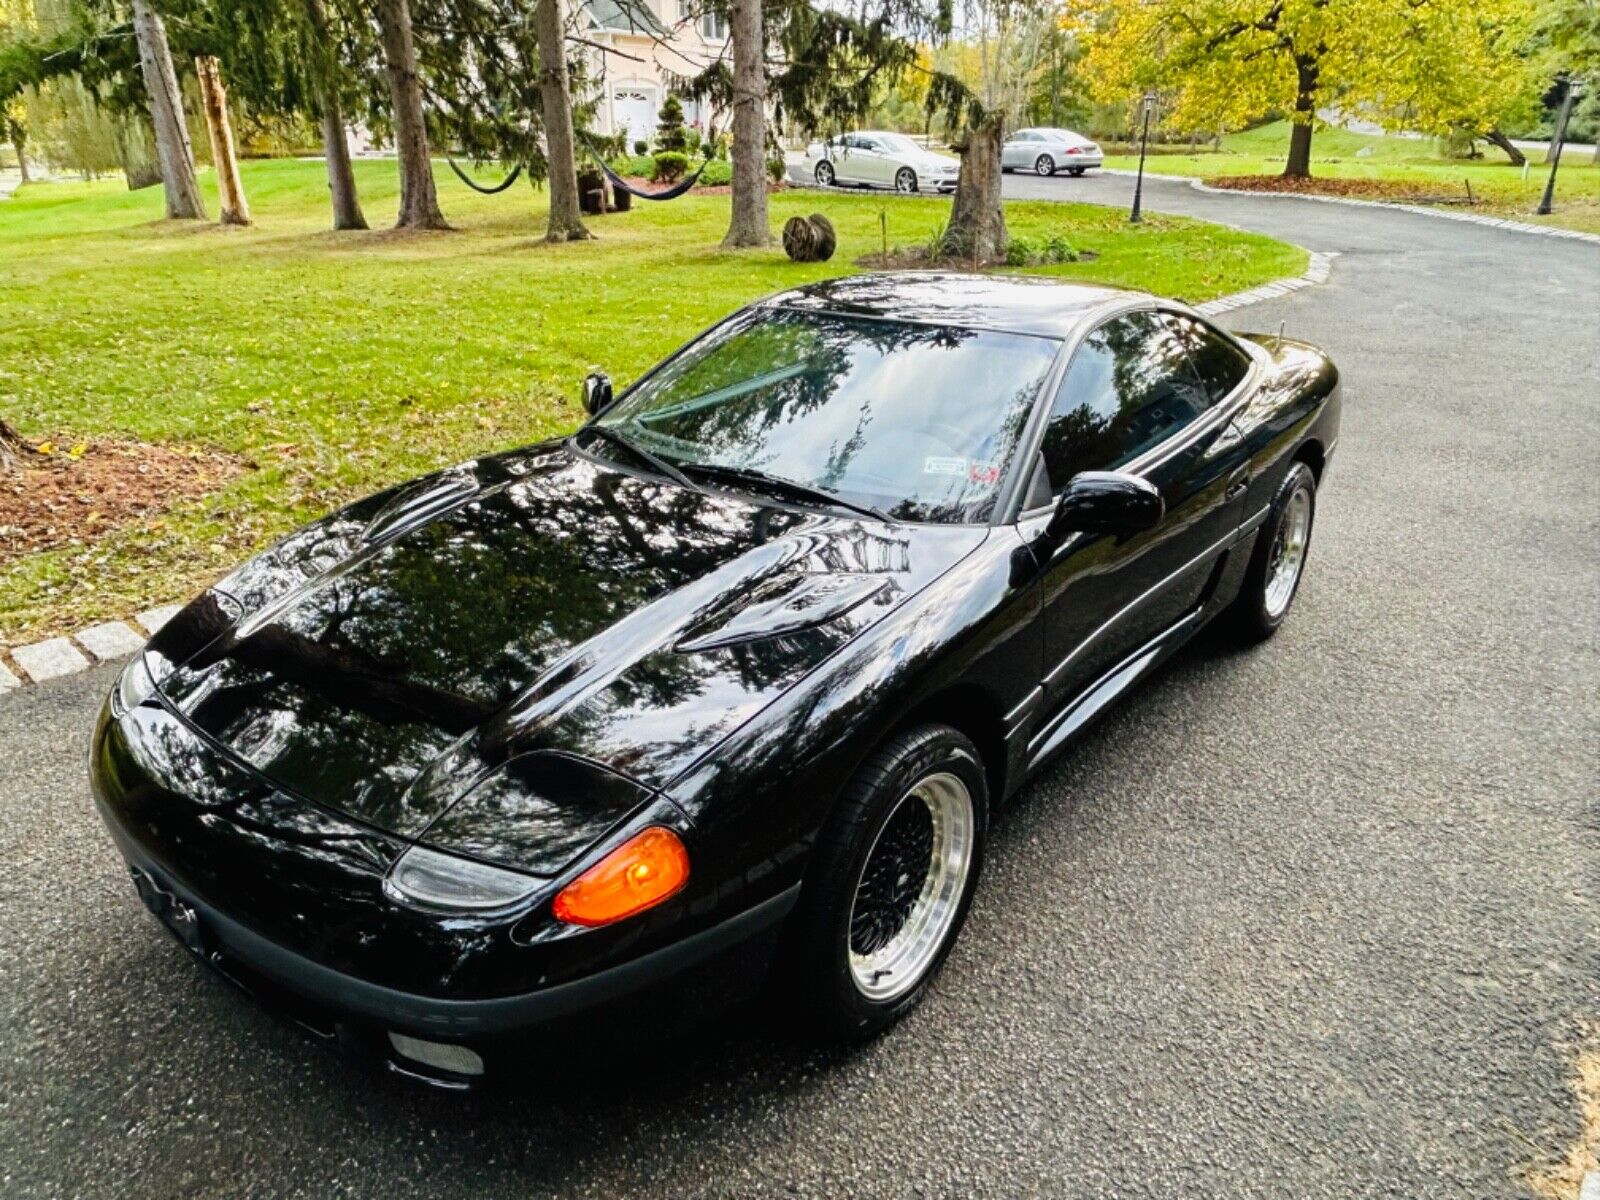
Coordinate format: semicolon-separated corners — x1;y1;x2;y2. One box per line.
2;175;1596;1199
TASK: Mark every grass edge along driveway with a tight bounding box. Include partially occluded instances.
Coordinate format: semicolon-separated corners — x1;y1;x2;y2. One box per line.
0;156;1305;645
1103;120;1600;235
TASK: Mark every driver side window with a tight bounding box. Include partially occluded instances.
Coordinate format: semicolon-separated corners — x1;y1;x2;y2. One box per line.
1040;312;1212;491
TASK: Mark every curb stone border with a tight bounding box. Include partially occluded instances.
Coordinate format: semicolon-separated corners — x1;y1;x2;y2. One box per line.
1101;168;1600;246
2;605;181;691
0;248;1340;693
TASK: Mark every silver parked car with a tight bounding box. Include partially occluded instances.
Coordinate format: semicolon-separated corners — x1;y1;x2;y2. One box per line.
1002;128;1103;177
804;131;961;193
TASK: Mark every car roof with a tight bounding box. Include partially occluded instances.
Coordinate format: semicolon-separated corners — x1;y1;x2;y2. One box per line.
758;272;1135;339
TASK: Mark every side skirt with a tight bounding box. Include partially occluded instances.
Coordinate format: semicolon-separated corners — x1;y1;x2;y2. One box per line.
1021;550;1235;778
1023;609;1205;774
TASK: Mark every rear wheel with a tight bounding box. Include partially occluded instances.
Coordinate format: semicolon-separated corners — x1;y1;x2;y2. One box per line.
814;160;835;187
1035;154;1055;176
783;725;986;1039
895;167;918;193
1067;166;1086;177
1227;462;1317;642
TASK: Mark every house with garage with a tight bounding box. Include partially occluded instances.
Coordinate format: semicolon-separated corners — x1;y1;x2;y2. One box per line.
579;1;730;146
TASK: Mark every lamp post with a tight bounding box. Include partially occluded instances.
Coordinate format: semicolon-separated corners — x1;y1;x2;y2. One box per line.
1130;92;1156;224
1536;77;1581;216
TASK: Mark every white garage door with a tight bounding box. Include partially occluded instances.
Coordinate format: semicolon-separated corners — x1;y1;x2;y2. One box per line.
613;85;659;148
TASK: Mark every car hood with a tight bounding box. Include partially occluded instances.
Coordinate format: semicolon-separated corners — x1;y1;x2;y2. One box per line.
153;444;986;850
907;149;959;170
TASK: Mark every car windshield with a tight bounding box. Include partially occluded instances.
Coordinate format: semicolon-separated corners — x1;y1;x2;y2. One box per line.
592;308;1060;523
878;134;919;153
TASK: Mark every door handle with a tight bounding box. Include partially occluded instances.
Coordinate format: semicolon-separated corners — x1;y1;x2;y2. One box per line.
1225;470;1250;501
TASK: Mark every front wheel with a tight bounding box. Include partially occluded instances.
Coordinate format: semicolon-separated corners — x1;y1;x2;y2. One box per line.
894;167;918;193
814;160;835;187
1035;154;1055;176
782;725;987;1040
1227;462;1317;642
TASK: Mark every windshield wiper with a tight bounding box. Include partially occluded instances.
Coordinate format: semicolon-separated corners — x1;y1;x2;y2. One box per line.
575;424;699;492
680;462;897;524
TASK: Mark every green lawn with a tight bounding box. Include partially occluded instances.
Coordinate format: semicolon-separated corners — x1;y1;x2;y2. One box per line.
0;156;1304;644
1106;121;1600;234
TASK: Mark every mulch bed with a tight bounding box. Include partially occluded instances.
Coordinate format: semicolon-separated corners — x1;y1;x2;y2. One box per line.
1208;174;1478;205
615;175;787;198
0;438;248;564
856;246;1098;270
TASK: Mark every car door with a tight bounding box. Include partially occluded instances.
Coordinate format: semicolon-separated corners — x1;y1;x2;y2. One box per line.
1002;131;1032;169
1024;309;1253;724
853;135;891;186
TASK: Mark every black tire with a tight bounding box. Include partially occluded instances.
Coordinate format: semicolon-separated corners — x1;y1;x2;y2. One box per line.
814;160;835;187
895;167;918;193
1035;154;1055;176
1227;461;1317;642
781;724;987;1040
1067;166;1086;177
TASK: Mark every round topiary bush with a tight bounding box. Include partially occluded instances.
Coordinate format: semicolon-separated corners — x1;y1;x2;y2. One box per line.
652;151;690;184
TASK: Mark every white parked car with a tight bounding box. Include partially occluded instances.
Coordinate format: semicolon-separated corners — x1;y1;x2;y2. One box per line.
1002;128;1103;176
804;131;961;193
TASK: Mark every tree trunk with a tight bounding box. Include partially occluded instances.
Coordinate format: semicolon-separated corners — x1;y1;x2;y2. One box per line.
9;122;29;184
534;0;590;242
941;110;1007;262
1283;55;1318;179
0;417;46;474
194;56;250;225
131;0;206;219
375;0;448;230
1484;128;1525;167
305;0;367;230
721;0;769;248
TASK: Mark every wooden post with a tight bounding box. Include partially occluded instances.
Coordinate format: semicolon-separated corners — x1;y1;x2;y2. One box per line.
195;56;250;226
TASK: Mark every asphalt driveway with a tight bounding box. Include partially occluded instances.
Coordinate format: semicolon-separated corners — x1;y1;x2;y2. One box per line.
1;175;1596;1199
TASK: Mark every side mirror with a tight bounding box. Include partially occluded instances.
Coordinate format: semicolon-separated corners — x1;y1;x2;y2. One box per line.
582;370;613;416
1047;471;1164;540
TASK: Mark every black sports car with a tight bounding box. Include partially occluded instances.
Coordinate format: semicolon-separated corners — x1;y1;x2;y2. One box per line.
91;273;1339;1087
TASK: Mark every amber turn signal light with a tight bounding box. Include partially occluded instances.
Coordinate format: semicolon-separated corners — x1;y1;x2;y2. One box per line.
552;827;690;927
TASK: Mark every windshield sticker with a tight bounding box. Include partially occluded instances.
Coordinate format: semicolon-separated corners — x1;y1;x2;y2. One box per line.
924;456;967;476
968;461;1001;486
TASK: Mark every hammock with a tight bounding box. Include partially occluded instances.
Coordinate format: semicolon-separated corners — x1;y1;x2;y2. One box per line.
581;134;710;201
447;158;524;194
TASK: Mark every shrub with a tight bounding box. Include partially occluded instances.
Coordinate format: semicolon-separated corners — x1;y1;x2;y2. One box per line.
655;95;689;153
698;158;732;186
608;154;655;178
652;151;690;183
685;128;703;155
1043;234;1079;263
633;139;648;156
1004;236;1034;267
766;154;786;183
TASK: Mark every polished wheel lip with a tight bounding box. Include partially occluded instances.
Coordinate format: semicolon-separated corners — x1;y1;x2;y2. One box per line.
895;167;917;193
1265;486;1312;618
847;771;975;1003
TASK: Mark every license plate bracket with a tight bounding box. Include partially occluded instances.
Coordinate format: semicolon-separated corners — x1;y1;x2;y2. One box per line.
131;867;209;956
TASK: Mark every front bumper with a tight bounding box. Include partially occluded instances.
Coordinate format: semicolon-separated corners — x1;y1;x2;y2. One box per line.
115;829;794;1086
90;698;798;1086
